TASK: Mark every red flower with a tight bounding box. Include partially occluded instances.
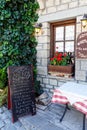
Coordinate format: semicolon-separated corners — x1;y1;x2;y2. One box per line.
64;53;67;57
58;53;62;57
50;58;53;61
57;57;62;61
50;49;71;65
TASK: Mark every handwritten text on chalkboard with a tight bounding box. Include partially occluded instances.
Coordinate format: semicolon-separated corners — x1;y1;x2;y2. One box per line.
8;65;36;122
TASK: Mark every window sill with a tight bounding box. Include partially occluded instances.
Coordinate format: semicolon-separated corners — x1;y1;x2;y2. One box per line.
47;73;75;81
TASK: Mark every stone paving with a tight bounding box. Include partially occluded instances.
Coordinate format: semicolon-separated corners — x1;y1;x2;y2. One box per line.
0;104;87;130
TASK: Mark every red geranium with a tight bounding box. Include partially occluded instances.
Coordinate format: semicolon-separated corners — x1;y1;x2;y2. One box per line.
50;50;70;66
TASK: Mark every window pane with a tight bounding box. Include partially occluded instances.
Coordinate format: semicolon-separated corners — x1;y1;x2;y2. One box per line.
56;27;64;41
65;25;74;40
55;42;64;52
65;41;74;52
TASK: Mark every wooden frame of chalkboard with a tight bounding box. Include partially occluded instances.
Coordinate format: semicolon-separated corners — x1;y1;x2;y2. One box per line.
7;65;36;122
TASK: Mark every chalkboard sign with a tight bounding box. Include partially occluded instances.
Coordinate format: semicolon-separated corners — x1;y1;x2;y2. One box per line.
8;65;36;122
76;31;87;58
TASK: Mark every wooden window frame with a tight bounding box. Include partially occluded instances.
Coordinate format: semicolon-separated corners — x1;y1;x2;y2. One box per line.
50;19;76;58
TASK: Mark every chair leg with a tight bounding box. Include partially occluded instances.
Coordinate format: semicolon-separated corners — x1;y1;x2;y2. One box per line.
60;104;69;122
83;114;85;130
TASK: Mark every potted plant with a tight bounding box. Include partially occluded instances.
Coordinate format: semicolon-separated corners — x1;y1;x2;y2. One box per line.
48;51;74;77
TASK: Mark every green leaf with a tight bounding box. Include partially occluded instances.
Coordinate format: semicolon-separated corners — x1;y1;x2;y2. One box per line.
6;0;11;1
0;0;40;101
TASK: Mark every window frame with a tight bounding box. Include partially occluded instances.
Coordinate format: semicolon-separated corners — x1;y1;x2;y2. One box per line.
50;19;76;58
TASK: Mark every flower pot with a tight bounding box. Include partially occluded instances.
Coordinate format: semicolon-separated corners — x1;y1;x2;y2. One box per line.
48;64;74;77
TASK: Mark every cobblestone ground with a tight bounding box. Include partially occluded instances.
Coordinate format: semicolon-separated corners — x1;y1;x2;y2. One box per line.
0;106;26;130
0;104;87;130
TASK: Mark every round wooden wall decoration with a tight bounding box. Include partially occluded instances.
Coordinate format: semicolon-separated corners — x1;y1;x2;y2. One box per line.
76;31;87;58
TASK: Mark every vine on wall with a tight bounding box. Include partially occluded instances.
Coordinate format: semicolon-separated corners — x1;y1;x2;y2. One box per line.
0;0;39;95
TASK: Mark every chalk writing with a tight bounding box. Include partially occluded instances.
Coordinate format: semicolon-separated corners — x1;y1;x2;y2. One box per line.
8;65;36;122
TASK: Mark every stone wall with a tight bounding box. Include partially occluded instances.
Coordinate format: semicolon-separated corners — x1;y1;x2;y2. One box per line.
36;0;87;96
37;0;87;16
75;15;87;81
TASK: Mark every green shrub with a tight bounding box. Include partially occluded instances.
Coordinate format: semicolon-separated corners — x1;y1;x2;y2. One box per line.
0;0;40;104
0;87;7;106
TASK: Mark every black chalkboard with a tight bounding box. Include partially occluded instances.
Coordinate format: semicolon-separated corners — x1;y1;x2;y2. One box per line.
8;65;36;122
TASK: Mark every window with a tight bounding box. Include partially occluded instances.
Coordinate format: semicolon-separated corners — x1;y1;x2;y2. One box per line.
50;19;76;64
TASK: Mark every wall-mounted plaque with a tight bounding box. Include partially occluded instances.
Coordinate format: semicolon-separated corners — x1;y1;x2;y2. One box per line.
76;31;87;58
8;65;36;122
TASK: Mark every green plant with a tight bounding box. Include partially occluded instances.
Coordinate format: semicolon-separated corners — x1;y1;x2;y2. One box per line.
50;51;71;66
0;0;40;104
34;80;43;97
0;0;39;67
0;87;7;106
0;68;7;89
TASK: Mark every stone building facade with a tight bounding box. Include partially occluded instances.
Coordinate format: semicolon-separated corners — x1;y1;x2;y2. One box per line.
36;0;87;96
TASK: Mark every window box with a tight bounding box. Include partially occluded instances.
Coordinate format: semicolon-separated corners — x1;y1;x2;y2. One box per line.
48;64;74;78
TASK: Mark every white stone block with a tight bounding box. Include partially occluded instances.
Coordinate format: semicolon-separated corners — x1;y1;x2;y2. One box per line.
69;1;78;8
75;60;81;71
61;0;71;3
42;59;48;66
41;9;47;15
42;44;50;49
43;78;49;84
47;7;56;13
57;4;68;11
58;81;66;87
37;66;48;75
43;28;50;36
46;84;54;89
36;44;43;50
81;60;87;70
37;50;49;58
76;23;81;33
46;0;54;7
38;9;47;16
55;0;60;5
79;0;87;6
38;36;50;43
75;71;86;81
76;16;82;23
42;22;50;28
37;58;41;65
37;0;45;9
49;79;57;86
38;10;43;16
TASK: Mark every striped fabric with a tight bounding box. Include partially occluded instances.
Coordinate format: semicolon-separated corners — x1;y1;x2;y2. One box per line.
52;89;69;104
52;89;87;116
73;100;87;115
